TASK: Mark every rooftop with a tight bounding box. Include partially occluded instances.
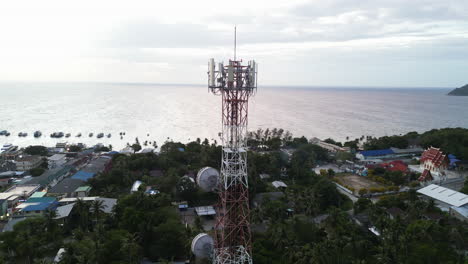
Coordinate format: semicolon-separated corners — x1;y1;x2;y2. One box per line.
358;149;394;157
30;191;47;198
71;171;95;181
390;147;424;154
75;186;91;192
4;184;41;197
27;165;73;186
450;205;468;218
15;155;42;162
57;197;116;213
272;181;287;188
48;154;66;161
54;203;75;219
48;178;85;194
195;206;216;216
417;184;468;207
25;197;57;204
421;147;448;167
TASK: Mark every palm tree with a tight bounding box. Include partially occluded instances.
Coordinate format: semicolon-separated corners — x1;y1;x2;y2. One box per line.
44;209;58;240
122;233;141;264
75;198;90;231
90;199;105;225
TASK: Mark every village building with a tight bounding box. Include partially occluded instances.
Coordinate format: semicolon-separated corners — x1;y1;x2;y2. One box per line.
74;186;92;197
48;178;86;198
367;160;408;173
15;196;58;217
310;138;351;153
26;165;73;188
419;147;449;182
48;154;67;169
417;184;468;222
15;155;43;171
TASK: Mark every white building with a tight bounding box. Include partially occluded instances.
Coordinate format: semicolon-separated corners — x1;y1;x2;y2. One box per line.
417;184;468;221
310;138;350;153
48;154;67;169
15;155;43;171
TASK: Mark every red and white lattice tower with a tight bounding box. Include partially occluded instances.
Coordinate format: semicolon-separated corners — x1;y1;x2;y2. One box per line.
207;31;257;264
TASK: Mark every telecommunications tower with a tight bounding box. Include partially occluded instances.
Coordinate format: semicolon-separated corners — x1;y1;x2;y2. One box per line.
207;27;258;264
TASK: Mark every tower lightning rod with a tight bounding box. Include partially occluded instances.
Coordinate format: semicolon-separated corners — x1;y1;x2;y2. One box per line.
234;26;237;61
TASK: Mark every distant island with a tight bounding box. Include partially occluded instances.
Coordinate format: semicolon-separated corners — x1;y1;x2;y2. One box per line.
448;84;468;96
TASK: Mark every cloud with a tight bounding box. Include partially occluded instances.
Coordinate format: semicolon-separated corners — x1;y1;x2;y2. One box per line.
0;0;467;86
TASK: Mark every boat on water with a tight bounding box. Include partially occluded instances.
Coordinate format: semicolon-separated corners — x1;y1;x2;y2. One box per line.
97;133;104;138
0;144;17;153
76;133;82;137
34;131;42;138
50;132;64;138
107;133;111;138
65;133;71;138
1;144;12;151
89;133;94;137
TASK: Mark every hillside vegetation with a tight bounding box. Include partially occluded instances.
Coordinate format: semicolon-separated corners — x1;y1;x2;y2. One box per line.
448;84;468;96
364;128;468;160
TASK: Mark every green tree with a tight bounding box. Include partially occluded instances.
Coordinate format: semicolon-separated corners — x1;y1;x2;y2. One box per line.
24;145;48;156
30;167;45;177
131;143;142;153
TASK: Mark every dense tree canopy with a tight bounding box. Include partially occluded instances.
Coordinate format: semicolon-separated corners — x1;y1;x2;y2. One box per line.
24;145;48;156
363;128;468;160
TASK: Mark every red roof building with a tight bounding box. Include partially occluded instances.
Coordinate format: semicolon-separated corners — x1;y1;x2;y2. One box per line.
420;147;448;174
418;169;433;182
366;160;408;173
382;160;408;173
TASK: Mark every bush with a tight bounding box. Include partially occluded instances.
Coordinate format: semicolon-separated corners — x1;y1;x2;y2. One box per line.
29;167;45;177
359;188;368;196
409;181;420;188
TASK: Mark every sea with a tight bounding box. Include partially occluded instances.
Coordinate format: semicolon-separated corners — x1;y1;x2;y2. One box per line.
1;82;467;150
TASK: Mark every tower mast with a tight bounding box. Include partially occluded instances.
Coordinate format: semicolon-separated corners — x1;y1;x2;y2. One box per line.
207;27;257;264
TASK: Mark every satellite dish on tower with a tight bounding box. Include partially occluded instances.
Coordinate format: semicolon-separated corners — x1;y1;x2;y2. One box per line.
191;233;214;259
197;167;219;192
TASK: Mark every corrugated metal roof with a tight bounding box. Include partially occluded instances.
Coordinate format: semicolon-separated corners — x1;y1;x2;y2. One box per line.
25;197;56;204
195;206;216;216
22;200;58;211
30;191;47;198
359;149;394;157
272;181;287;188
74;186;91;192
71;171;95;181
417;184;468;207
54;203;75;219
451;205;468;218
48;178;84;194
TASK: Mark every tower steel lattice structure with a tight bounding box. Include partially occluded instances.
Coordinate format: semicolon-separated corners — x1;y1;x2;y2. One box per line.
208;54;257;264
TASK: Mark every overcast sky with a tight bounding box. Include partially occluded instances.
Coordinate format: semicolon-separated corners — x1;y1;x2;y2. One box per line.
1;0;467;87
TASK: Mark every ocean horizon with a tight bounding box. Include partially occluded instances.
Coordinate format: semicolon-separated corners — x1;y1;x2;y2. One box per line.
1;82;466;150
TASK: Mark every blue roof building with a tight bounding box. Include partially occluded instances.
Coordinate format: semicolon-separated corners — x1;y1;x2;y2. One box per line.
18;197;58;217
71;171;95;181
356;149;395;161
